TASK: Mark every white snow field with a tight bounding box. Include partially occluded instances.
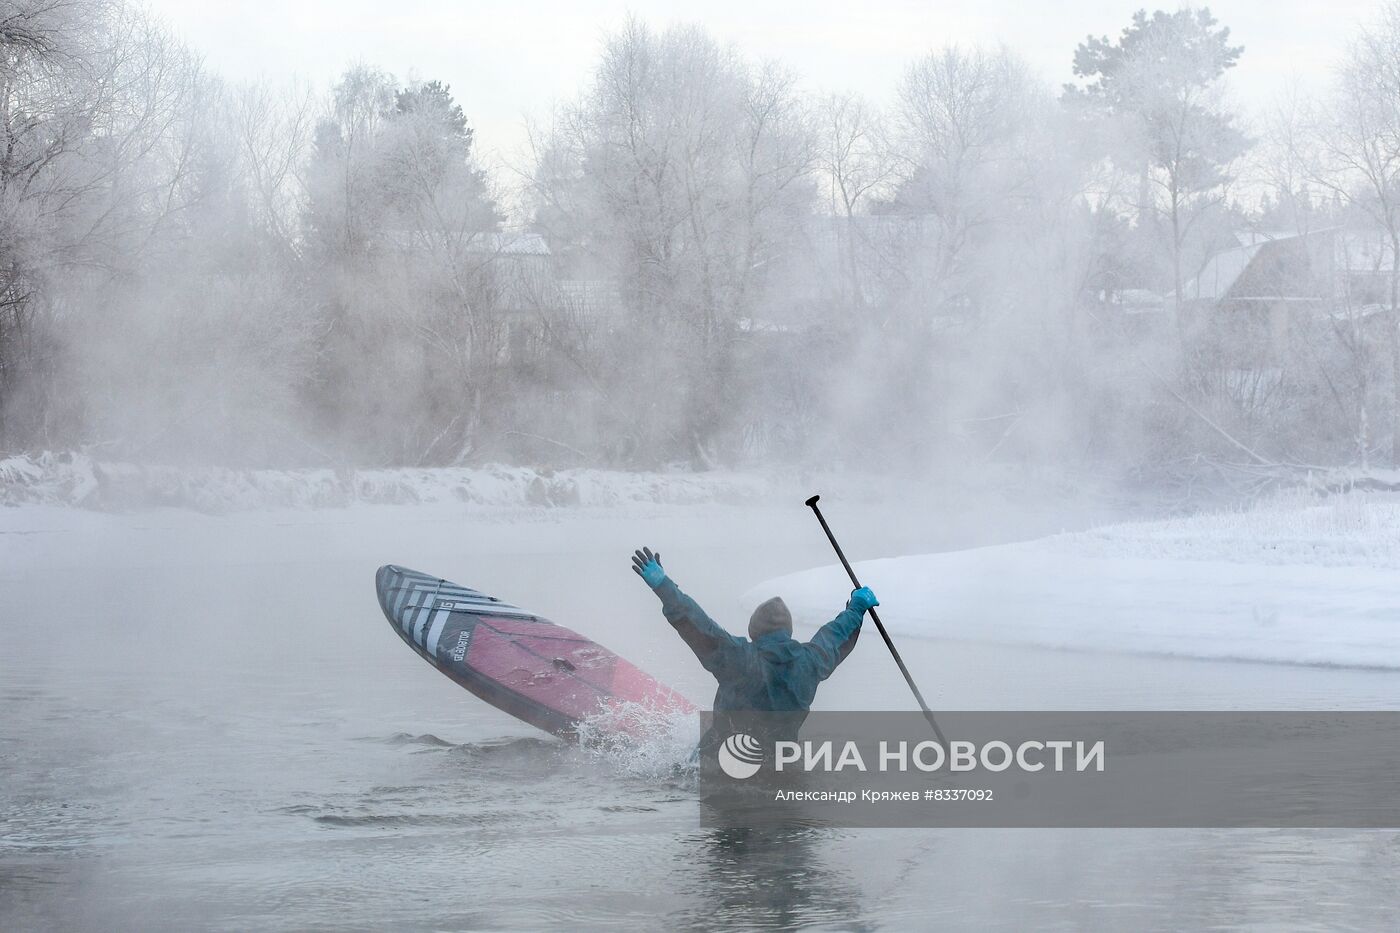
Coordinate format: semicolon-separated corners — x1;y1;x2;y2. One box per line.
755;492;1400;670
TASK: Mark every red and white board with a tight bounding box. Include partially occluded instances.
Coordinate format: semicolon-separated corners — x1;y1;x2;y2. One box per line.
375;565;695;738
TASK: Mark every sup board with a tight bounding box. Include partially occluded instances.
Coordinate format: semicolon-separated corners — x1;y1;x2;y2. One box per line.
376;565;695;738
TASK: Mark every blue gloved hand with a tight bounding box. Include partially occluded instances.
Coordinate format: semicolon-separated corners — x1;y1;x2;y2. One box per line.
848;586;879;614
631;547;666;588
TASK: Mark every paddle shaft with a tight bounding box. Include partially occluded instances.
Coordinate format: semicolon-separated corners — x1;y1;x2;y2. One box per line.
804;495;947;746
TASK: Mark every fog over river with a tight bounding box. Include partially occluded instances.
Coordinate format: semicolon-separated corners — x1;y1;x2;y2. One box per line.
4;497;1398;931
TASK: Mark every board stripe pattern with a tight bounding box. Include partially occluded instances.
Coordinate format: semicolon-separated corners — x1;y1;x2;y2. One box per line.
377;565;541;656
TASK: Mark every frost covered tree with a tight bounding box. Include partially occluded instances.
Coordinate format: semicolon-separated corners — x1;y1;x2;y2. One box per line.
872;46;1099;467
529;19;816;467
1066;8;1249;329
305;70;501;465
890;46;1046;320
229;79;315;266
817;93;894;309
1290;2;1400;466
0;0;206;451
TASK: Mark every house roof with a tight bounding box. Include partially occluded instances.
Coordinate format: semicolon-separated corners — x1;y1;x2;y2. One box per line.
1185;228;1341;303
1186;241;1267;302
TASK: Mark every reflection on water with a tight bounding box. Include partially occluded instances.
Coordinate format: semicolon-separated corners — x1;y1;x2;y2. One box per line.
676;825;870;931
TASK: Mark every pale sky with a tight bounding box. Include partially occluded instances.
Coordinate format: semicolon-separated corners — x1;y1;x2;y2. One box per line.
146;0;1383;167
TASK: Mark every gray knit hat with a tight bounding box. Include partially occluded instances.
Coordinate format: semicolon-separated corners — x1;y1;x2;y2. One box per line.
748;596;793;640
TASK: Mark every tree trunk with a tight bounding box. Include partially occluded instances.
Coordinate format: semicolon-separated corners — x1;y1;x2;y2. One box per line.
1390;232;1400;467
844;205;863;309
1172;196;1185;351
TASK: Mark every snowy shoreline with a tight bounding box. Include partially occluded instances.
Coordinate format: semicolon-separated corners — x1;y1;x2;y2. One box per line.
0;451;1108;520
754;492;1400;671
0;452;784;512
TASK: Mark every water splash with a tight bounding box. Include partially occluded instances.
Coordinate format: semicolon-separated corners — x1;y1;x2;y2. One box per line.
575;700;701;782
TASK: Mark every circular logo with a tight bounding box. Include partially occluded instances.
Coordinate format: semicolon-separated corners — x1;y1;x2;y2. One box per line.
717;733;764;779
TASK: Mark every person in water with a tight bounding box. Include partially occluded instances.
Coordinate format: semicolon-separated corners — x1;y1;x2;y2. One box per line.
630;546;878;727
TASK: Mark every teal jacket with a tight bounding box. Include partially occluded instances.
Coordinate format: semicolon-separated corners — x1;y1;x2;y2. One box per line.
653;577;864;715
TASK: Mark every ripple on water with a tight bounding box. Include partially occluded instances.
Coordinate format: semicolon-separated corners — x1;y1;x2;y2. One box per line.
375;732;456;747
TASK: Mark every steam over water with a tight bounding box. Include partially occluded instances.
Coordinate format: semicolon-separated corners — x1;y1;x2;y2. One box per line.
4;499;1400;930
7;1;1400;928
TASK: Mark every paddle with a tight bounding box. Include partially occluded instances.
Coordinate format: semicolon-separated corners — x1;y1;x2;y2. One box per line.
805;494;947;745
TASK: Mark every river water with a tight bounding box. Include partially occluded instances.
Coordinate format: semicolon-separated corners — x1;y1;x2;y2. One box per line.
3;497;1399;930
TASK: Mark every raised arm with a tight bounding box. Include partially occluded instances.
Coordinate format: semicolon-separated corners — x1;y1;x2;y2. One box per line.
805;587;878;681
632;547;743;673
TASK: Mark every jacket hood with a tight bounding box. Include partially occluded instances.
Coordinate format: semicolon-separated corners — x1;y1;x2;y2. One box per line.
748;596;793;640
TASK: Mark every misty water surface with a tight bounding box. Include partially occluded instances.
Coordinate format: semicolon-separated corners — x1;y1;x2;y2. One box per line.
4;499;1399;931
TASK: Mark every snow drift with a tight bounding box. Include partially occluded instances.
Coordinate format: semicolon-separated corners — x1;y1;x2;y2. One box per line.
753;492;1400;669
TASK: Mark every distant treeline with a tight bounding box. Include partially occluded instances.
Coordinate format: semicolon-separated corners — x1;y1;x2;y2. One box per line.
3;2;1400;479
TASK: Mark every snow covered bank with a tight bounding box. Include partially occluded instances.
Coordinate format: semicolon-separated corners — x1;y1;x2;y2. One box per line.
0;452;778;512
754;492;1400;669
